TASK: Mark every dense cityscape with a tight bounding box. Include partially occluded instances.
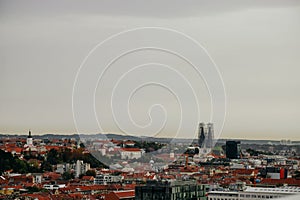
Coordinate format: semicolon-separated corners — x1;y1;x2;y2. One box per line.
2;0;300;200
0;123;299;200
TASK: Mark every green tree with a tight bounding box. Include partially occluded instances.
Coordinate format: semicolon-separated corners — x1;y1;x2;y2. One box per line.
85;170;96;177
79;143;85;148
62;171;74;180
41;161;53;172
47;149;62;165
0;150;37;174
26;186;41;193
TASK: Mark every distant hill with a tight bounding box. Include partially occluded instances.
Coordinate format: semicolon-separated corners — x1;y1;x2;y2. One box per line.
0;133;299;145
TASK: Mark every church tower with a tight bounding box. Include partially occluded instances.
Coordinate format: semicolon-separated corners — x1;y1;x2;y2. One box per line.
198;123;206;148
206;123;214;148
27;130;33;146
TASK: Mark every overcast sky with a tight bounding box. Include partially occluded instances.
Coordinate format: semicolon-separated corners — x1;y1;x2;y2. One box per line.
0;0;300;140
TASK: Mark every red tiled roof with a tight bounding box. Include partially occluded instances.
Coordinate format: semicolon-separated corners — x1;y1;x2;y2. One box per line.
260;178;300;186
120;148;141;152
44;146;62;151
3;185;23;190
233;169;258;175
5;143;18;148
124;141;135;145
105;190;135;200
43;172;62;180
115;190;135;198
51;194;83;200
81;176;94;181
59;185;110;192
122;184;136;190
21;194;51;200
6;147;23;154
111;139;122;144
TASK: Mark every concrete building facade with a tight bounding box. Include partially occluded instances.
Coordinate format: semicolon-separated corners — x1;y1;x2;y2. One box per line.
135;180;207;200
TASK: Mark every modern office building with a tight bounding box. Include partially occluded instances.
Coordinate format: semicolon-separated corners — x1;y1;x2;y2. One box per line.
226;141;241;159
135;179;207;200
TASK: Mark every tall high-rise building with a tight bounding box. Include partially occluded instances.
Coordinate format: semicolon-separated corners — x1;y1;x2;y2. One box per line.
75;160;90;178
226;141;241;159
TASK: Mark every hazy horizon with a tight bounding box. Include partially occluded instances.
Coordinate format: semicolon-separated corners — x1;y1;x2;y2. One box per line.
0;131;299;142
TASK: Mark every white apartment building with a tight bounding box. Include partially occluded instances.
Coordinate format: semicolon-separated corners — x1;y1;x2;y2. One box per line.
94;174;122;185
75;160;90;178
43;184;66;190
208;186;300;200
119;148;144;160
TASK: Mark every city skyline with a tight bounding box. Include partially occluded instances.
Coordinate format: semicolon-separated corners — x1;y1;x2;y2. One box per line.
1;1;300;200
1;1;300;140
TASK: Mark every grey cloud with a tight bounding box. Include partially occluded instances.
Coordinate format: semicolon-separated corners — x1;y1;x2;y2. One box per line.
0;0;299;18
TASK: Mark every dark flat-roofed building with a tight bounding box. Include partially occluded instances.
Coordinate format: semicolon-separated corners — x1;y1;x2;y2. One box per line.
226;141;241;159
135;179;207;200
